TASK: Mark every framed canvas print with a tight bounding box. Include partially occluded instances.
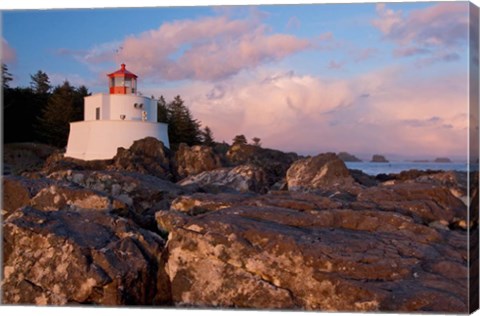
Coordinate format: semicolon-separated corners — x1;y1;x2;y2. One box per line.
1;0;479;314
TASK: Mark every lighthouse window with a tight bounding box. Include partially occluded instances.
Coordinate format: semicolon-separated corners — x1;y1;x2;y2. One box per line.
113;77;125;86
95;107;100;120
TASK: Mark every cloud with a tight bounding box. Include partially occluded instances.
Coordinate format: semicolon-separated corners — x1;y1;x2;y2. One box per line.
2;38;16;64
75;14;310;82
148;65;467;157
352;47;377;62
328;60;345;70
372;2;469;62
286;16;301;30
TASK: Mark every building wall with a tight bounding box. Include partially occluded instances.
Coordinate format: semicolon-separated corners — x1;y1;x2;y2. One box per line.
65;120;169;160
84;94;158;122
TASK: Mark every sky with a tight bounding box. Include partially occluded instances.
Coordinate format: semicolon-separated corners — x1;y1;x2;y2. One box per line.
1;0;478;160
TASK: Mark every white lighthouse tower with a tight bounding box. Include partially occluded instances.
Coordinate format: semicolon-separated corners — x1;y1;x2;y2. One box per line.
65;64;170;160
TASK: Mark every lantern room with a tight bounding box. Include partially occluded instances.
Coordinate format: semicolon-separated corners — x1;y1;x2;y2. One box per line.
107;63;138;95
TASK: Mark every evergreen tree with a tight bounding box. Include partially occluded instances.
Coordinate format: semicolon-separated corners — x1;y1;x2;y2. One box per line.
30;70;51;94
252;137;261;147
232;134;247;145
157;95;168;123
73;85;89;121
37;81;77;147
167;95;202;147
2;64;13;89
202;126;214;146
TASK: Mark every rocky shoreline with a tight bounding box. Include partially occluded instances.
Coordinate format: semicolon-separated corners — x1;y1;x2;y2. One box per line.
2;138;477;312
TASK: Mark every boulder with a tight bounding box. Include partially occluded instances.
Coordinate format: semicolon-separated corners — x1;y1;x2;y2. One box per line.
2;176;56;219
3;207;170;305
175;143;222;178
30;185;127;212
178;164;269;194
371;155;389;163
110;137;174;180
47;170;187;230
225;143;298;186
156;203;467;312
286;153;356;192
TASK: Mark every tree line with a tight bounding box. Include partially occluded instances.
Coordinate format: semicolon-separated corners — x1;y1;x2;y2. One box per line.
3;64;88;148
2;64;216;150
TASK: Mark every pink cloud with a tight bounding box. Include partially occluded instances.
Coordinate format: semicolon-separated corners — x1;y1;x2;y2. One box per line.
77;15;310;82
2;38;16;64
147;65;467;158
373;2;469;61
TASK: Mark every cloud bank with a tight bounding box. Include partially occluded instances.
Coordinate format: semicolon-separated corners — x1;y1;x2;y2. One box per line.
78;14;310;81
152;65;467;158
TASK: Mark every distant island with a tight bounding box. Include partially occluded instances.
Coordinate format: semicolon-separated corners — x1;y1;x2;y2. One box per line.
411;157;453;163
434;157;452;163
337;152;362;162
371;154;389;163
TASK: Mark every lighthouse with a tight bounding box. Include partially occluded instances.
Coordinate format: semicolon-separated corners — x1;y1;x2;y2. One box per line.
65;64;170;160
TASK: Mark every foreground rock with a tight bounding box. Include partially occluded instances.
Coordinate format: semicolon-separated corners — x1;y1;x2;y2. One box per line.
178;164;269;194
46;170;187;230
110;137;174;181
175;143;222;179
3;207;170;305
225;143;298;186
156;197;467;312
286;153;356;192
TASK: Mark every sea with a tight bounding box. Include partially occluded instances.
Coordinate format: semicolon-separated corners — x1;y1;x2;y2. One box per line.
344;161;468;176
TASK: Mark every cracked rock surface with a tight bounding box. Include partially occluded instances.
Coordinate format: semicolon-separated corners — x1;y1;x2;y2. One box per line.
3;207;170;305
156;191;469;312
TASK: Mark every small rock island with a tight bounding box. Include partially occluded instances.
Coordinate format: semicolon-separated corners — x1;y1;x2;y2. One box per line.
370;154;389;163
337;152;362;162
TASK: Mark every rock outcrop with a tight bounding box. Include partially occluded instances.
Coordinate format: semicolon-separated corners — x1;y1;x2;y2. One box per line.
110;137;174;180
286;153;356;192
175;143;222;179
1;141;472;313
3;207;170;305
225;143;298;186
371;154;389;163
178;164;269;194
156;191;468;312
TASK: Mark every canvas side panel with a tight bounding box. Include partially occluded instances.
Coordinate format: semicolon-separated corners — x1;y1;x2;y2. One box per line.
469;2;479;314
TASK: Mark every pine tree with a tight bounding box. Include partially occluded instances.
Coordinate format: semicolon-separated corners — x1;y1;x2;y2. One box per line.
30;70;51;94
232;134;247;145
202;126;214;146
167;95;202;147
157;95;168;123
37;81;76;147
252;137;261;147
2;64;13;90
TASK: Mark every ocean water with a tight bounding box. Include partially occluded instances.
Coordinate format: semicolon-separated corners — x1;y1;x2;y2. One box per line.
344;161;468;176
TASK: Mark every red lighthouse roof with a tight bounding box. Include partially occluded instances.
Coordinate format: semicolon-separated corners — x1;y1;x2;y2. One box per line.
107;63;138;79
107;64;138;95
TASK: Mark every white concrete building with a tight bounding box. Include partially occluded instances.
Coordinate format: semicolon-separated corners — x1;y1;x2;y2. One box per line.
65;64;169;160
